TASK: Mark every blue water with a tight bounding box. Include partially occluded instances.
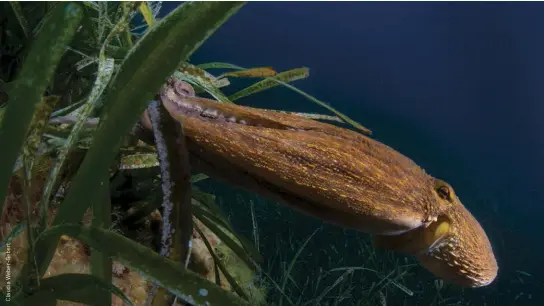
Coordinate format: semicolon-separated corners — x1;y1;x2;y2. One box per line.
163;2;543;305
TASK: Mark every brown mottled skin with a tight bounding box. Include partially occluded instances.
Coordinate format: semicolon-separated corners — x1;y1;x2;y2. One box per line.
144;79;498;288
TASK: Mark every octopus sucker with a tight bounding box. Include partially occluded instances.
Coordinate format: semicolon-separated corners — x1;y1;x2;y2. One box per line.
200;108;219;119
145;79;498;288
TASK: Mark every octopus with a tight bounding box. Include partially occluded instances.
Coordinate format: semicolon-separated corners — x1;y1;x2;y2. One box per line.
141;79;498;288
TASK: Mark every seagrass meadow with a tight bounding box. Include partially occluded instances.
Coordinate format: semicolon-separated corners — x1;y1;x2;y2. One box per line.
1;1;542;306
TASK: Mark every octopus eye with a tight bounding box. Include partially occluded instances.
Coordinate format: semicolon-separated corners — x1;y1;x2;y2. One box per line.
437;185;451;201
434;179;455;202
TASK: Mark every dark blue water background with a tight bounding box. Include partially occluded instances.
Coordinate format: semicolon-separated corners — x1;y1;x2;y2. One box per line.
162;2;543;305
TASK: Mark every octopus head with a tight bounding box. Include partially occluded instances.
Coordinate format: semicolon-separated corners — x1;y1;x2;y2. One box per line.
375;179;498;287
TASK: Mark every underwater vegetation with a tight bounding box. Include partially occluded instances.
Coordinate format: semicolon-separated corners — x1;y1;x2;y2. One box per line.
0;1;509;305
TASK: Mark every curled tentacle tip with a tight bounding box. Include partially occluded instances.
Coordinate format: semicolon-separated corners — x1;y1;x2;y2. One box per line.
173;79;195;97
